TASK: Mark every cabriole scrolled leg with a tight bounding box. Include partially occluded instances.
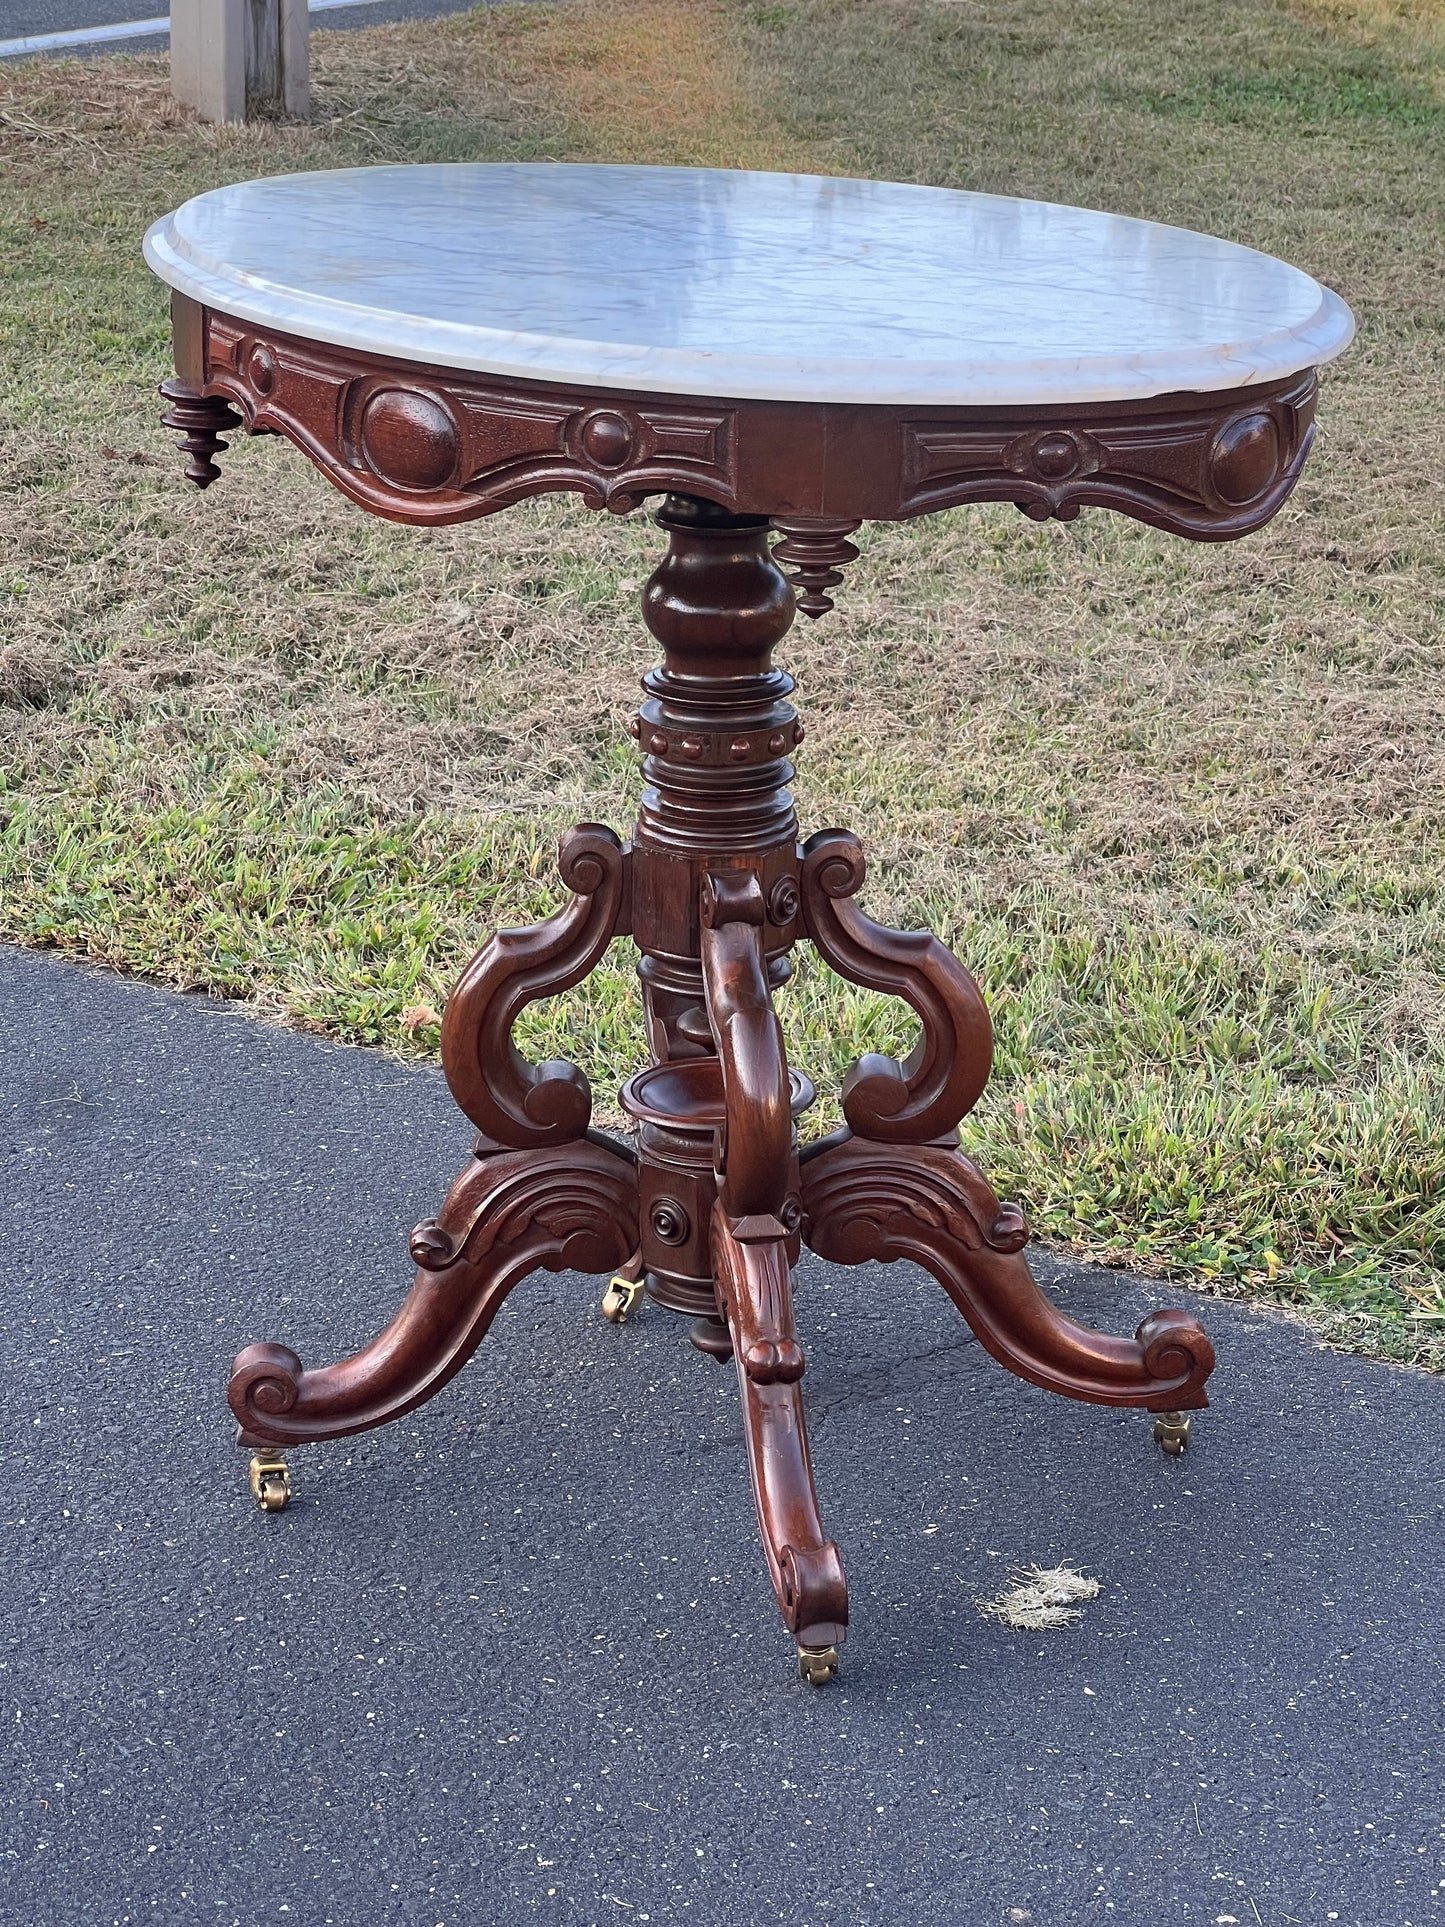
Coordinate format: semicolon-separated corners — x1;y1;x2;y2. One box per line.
801;1134;1214;1412
699;873;848;1672
228;1135;639;1447
711;1207;848;1669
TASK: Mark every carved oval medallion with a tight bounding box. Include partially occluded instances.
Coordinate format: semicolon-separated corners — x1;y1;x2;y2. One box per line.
1210;412;1280;506
580;410;635;470
359;389;459;492
247;342;277;395
1031;431;1081;479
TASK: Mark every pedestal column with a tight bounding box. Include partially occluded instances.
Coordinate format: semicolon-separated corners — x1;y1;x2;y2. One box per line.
621;495;810;1337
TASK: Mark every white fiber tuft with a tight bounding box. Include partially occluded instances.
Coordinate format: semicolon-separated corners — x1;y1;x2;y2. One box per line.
977;1564;1101;1630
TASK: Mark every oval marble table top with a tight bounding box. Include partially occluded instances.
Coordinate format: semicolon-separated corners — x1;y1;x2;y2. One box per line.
144;162;1354;408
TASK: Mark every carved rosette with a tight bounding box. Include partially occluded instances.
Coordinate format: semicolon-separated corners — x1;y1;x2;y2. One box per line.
1002;425;1104;520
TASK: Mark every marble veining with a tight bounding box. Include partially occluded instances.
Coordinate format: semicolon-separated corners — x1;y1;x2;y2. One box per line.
144;163;1355;406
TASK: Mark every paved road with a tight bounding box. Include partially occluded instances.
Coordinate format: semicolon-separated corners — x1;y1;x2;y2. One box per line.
1;943;1441;1925
1;0;489;59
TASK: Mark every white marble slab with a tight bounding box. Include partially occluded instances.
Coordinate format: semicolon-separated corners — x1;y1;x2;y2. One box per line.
144;163;1354;406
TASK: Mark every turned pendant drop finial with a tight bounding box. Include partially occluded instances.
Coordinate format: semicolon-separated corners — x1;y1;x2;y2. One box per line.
770;517;862;619
158;377;243;488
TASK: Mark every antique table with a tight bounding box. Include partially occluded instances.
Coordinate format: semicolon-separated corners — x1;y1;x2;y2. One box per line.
145;163;1353;1683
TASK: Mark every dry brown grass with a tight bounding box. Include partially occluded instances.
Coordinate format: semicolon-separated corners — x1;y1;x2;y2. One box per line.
486;0;795;166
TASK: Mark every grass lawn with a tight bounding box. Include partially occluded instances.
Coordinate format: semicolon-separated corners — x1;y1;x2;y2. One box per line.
1;0;1442;1363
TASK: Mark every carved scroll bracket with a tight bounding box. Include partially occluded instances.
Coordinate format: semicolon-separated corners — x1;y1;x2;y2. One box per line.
441;824;630;1149
800;829;993;1143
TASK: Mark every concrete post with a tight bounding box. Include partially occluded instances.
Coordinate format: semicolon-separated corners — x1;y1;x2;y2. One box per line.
170;0;309;123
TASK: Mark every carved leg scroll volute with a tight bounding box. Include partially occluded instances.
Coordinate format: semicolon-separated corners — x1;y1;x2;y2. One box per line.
441;824;629;1148
700;870;848;1671
801;1134;1214;1412
229;818;637;1464
798;826;1215;1415
712;1205;848;1665
800;829;993;1144
228;1135;639;1446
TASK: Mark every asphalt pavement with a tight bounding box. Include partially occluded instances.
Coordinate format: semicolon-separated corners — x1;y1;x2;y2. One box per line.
1;942;1442;1925
1;0;494;60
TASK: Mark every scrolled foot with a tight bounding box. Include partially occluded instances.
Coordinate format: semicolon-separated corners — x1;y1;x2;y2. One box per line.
778;1539;848;1649
802;1135;1215;1411
1137;1311;1215;1407
1153;1410;1191;1456
231;1342;304;1427
248;1450;291;1513
227;1138;638;1446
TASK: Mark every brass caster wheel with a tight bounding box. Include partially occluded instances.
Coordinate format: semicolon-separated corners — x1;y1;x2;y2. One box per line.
601;1274;644;1324
797;1643;840;1686
248;1453;292;1512
1153;1411;1190;1457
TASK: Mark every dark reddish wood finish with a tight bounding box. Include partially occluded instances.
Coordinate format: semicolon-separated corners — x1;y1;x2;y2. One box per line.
164;278;1301;1664
771;519;862;618
712;1201;847;1652
159;377;242;489
228;1133;638;1443
441;823;629;1148
170;291;1318;542
801;1135;1214;1410
801;828;994;1143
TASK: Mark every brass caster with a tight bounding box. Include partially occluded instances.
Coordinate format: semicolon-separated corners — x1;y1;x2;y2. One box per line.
1153;1411;1190;1457
601;1275;644;1324
248;1453;292;1512
797;1643;840;1686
